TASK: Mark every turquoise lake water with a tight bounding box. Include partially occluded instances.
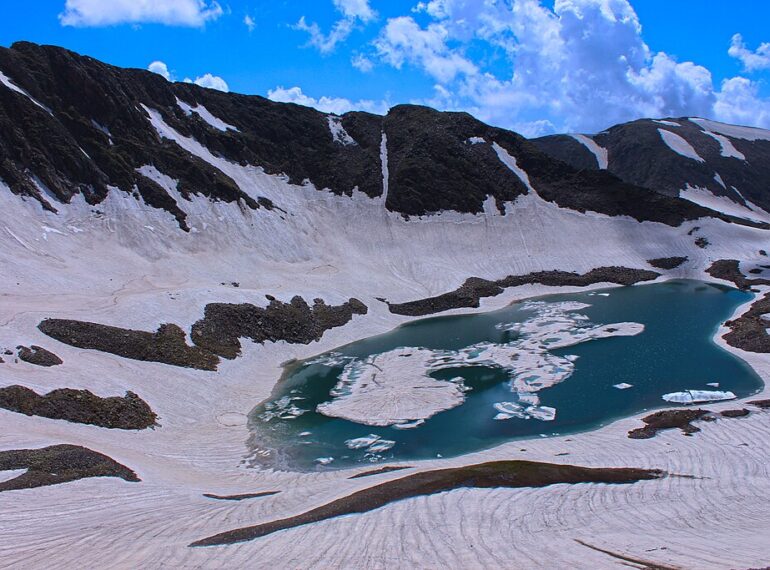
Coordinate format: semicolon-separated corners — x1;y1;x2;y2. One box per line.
247;280;762;471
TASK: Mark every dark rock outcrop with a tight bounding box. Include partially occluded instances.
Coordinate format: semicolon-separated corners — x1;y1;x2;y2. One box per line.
38;296;367;368
203;491;280;501
706;259;770;290
0;444;139;492
17;345;62;367
628;409;713;439
647;256;688;270
0;385;156;429
191;460;663;546
723;292;770;353
534;117;770;215
38;320;219;370
191;296;368;359
387;266;659;316
0;42;756;229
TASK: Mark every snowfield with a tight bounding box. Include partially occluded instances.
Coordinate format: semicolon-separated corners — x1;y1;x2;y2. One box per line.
1;119;770;569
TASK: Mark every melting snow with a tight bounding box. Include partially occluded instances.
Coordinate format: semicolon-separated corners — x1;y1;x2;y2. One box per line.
658;129;704;162
91;119;114;145
0;70;52;114
701;130;746;160
680;185;770;223
327;116;356;145
570;134;609;169
662;390;736;404
176;98;238;132
467;137;486;145
492;142;535;192
690;117;770;142
380;132;389;202
653;120;681;127
314;301;643;428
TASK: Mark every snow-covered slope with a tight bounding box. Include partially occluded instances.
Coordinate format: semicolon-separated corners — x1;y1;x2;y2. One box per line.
1;42;770;569
533;117;770;224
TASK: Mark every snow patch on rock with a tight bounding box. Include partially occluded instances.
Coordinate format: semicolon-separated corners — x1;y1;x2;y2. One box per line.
658;128;704;162
327;115;356;146
570;134;609;169
176;98;238;132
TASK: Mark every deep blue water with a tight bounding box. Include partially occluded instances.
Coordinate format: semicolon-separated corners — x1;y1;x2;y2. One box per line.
247;280;762;471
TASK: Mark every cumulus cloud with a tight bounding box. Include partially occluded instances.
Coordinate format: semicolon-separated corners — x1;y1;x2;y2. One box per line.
367;0;770;134
295;0;377;54
244;14;256;32
148;60;172;81
373;16;477;83
185;73;229;92
59;0;223;27
728;33;770;72
351;53;374;72
267;86;389;115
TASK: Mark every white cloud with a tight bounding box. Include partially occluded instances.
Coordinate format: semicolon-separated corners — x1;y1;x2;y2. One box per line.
368;0;770;134
185;73;229;92
351;53;374;72
728;33;770;72
295;0;377;54
714;76;770;128
60;0;223;27
148;60;172;81
373;17;477;83
244;14;256;32
333;0;376;22
267;86;389;115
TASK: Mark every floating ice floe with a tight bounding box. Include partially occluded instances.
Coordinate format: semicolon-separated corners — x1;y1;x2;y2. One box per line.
662;390;736;404
613;383;633;390
706;382;720;388
345;434;396;454
493;401;556;421
313;301;643;428
315;457;334;465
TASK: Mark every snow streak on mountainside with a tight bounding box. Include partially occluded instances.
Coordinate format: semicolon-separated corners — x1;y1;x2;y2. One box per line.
533;117;770;223
0;42;760;232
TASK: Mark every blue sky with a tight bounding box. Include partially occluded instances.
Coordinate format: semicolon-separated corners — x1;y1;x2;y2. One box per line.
2;0;770;135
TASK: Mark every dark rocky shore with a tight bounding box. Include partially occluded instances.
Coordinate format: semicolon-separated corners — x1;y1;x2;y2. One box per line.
387;266;659;316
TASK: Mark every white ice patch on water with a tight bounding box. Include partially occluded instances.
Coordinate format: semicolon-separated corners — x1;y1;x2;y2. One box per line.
690;118;770;141
493;401;556;421
315;300;643;427
570;134;609;169
707;382;720;388
658;129;705;162
315;457;334;465
614;383;633;390
662;390;736;404
327;116;356;145
0;70;52;114
176;98;238;132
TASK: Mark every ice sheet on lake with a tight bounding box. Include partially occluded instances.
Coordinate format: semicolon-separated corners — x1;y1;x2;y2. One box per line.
662;390;736;404
314;300;644;427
